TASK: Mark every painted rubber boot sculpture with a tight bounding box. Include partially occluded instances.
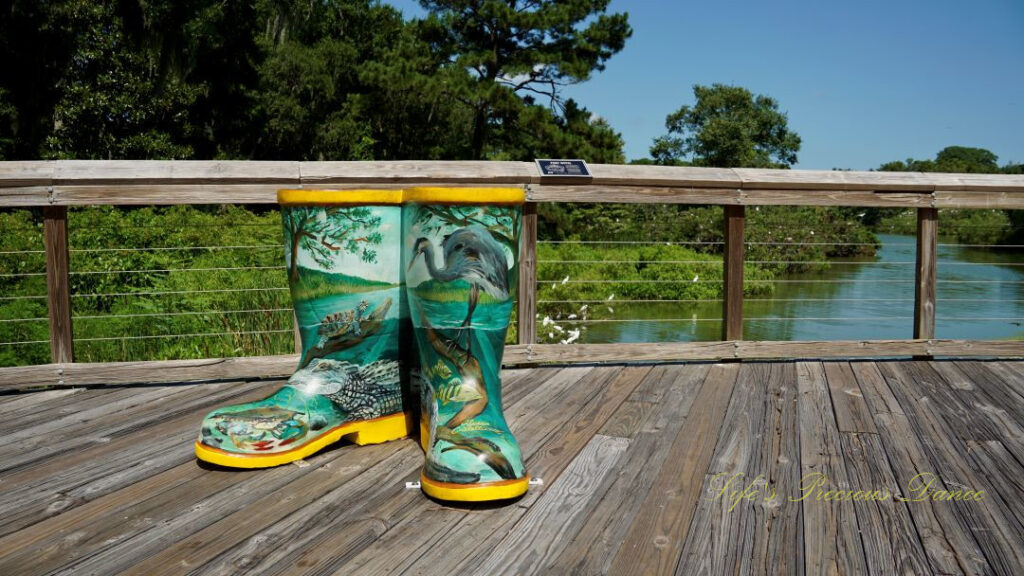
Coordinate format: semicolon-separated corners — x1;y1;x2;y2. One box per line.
195;190;411;468
403;187;529;501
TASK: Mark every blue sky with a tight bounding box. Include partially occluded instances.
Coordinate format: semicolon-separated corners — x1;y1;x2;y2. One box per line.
385;0;1023;170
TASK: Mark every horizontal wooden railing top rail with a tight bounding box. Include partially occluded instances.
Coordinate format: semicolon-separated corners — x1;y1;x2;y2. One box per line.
2;160;1024;207
1;160;1023;389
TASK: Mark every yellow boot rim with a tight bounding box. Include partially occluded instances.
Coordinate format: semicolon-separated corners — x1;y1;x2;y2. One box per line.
403;187;525;205
277;187;525;205
277;189;404;205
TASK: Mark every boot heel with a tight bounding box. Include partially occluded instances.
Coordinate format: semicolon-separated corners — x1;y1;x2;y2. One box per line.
346;412;412;445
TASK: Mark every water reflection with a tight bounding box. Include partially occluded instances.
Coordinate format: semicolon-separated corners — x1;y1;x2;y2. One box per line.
580;234;1024;343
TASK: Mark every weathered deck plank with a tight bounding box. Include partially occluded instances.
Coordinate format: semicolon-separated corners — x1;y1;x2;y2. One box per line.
546;364;710;575
796;362;869;576
965;440;1024;539
606;363;739;575
869;412;988;575
473;434;631;575
676;362;771;576
822;361;879;433
0;386;85;418
838;432;932;575
880;361;1024;575
0;380;279;539
748;362;804;576
0;360;1020;576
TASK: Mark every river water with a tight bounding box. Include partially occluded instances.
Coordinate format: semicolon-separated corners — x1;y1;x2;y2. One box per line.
581;234;1024;343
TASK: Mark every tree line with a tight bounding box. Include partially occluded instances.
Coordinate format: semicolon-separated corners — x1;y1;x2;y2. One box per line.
1;1;1017;175
0;0;629;163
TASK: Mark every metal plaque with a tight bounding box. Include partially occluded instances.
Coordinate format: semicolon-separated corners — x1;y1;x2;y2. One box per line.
535;159;592;179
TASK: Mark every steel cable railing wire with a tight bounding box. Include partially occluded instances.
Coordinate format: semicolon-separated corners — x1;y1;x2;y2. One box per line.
68;265;286;275
68;245;281;253
6;211;289;362
538;297;1024;304
540;259;1024;266
59;216;293;361
74;329;294;343
547;317;1024;323
70;222;280;230
0;339;51;346
4;217;1023;354
70;287;290;298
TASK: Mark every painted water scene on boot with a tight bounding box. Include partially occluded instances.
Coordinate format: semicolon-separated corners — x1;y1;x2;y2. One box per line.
284;205;402;369
404;203;526;485
198;204;404;457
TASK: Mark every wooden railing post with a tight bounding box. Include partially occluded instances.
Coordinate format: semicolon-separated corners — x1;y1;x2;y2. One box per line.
518;202;538;345
722;205;745;341
914;207;938;340
44;206;74;363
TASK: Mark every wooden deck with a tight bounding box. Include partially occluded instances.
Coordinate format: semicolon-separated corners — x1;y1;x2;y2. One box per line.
0;360;1022;575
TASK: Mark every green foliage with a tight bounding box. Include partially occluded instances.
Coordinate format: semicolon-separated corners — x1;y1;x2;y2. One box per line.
877;146;1022;244
0;206;295;367
0;0;629;163
250;0;472;160
538;204;878;275
881;146;1003;174
536;243;775;320
0;210;48;366
651;84;801;168
493;99;626;163
875;209;1012;245
39;2;197;159
419;0;631;159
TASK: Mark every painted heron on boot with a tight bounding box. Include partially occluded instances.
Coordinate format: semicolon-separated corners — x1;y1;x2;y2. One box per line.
409;224;510;339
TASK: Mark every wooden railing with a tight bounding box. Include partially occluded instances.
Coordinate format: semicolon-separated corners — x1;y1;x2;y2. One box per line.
2;160;1023;389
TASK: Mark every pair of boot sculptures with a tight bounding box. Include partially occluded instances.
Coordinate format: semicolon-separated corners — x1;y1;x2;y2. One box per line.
194;187;529;502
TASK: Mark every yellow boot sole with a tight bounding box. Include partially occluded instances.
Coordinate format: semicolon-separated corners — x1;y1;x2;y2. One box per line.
420;473;530;502
194;411;411;469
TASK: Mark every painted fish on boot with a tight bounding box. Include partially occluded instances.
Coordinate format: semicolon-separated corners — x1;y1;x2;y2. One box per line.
418;307;516;481
435;426;516;480
418;306;487;430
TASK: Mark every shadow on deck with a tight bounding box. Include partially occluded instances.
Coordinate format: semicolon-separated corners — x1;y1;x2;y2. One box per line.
0;360;1022;575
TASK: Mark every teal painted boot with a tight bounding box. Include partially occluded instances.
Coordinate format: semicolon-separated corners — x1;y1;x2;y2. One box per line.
403;187;529;501
195;190;412;468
